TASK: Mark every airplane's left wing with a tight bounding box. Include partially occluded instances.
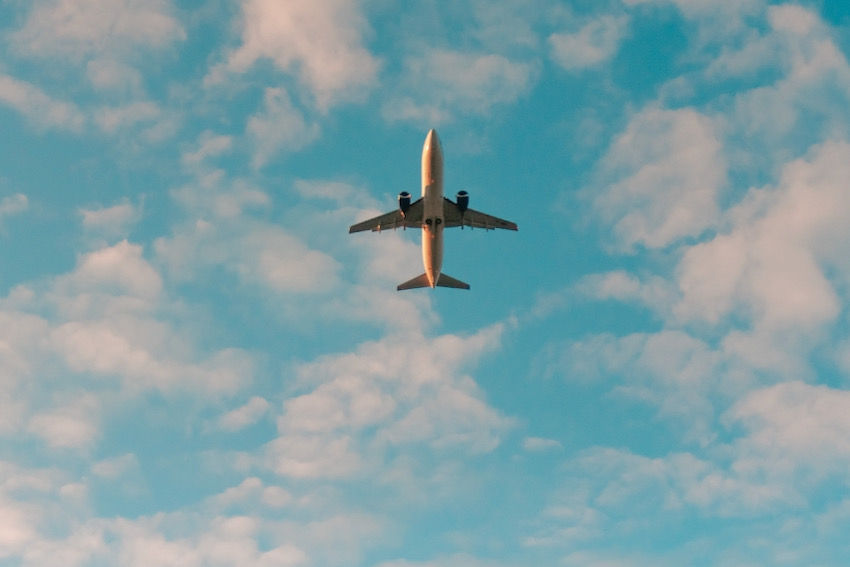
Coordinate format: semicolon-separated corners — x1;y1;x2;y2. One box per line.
443;197;518;230
349;198;424;233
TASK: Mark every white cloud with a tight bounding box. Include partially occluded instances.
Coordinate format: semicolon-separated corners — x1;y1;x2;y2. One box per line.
532;444;801;554
156;220;340;295
11;0;185;61
218;396;270;432
0;193;28;241
247;88;320;168
0;193;28;219
728;381;850;473
592;107;726;250
577;270;674;315
27;394;100;449
549;15;629;71
721;5;850;156
218;0;380;109
384;49;536;124
94;101;162;134
80;201;141;239
181;132;234;169
51;320;252;394
375;554;522;567
523;437;563;452
266;324;513;479
67;241;162;299
92;453;140;479
0;74;85;131
672;141;850;376
0;496;38;555
210;477;292;510
85;58;144;94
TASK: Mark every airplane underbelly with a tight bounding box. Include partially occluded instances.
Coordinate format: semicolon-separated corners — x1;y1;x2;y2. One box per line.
422;226;443;286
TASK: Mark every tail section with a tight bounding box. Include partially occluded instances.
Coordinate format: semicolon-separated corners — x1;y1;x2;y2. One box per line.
397;273;470;291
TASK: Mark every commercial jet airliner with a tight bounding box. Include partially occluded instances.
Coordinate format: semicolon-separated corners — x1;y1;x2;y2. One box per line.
349;129;517;290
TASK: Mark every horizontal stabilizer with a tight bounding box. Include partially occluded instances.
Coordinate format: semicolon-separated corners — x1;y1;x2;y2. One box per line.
435;273;470;289
397;273;431;290
396;273;470;291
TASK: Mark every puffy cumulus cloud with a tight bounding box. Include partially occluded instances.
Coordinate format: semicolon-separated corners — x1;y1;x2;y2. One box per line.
727;381;850;476
102;509;384;567
80;201;142;240
0;465;391;567
0;74;85;132
0;461;94;561
0;237;257;457
51;320;252;394
720;5;850;157
163;148;345;296
216;0;380;109
10;0;185;62
105;515;309;567
247;88;320;168
383;49;536;124
549;15;629;71
673;141;850;373
591;107;726;250
266;324;514;480
27;394;101;449
156;219;340;295
63;240;162;299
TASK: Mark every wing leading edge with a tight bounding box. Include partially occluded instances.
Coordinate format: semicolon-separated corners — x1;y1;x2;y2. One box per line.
442;197;518;230
348;198;424;233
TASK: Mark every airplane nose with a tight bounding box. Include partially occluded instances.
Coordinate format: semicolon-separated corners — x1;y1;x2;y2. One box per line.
425;129;439;149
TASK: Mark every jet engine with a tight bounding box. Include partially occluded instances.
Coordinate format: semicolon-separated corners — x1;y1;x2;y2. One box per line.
398;191;411;214
456;190;469;212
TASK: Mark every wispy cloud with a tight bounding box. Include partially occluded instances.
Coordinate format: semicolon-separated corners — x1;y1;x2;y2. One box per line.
384;49;536;124
10;0;185;61
0;74;85;131
549;15;630;71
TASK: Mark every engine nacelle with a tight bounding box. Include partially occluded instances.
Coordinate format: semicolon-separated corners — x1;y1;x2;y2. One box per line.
398;191;411;214
456;190;469;212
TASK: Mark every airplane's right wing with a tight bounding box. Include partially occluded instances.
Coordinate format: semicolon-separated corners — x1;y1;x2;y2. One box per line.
443;197;518;230
349;198;424;233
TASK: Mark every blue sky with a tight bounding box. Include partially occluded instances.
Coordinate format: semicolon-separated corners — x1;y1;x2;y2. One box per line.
2;0;850;565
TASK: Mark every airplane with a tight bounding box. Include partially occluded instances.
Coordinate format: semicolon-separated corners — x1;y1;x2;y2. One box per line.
349;129;517;290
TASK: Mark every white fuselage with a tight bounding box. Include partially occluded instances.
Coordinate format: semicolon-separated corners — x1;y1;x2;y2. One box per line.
421;129;444;287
